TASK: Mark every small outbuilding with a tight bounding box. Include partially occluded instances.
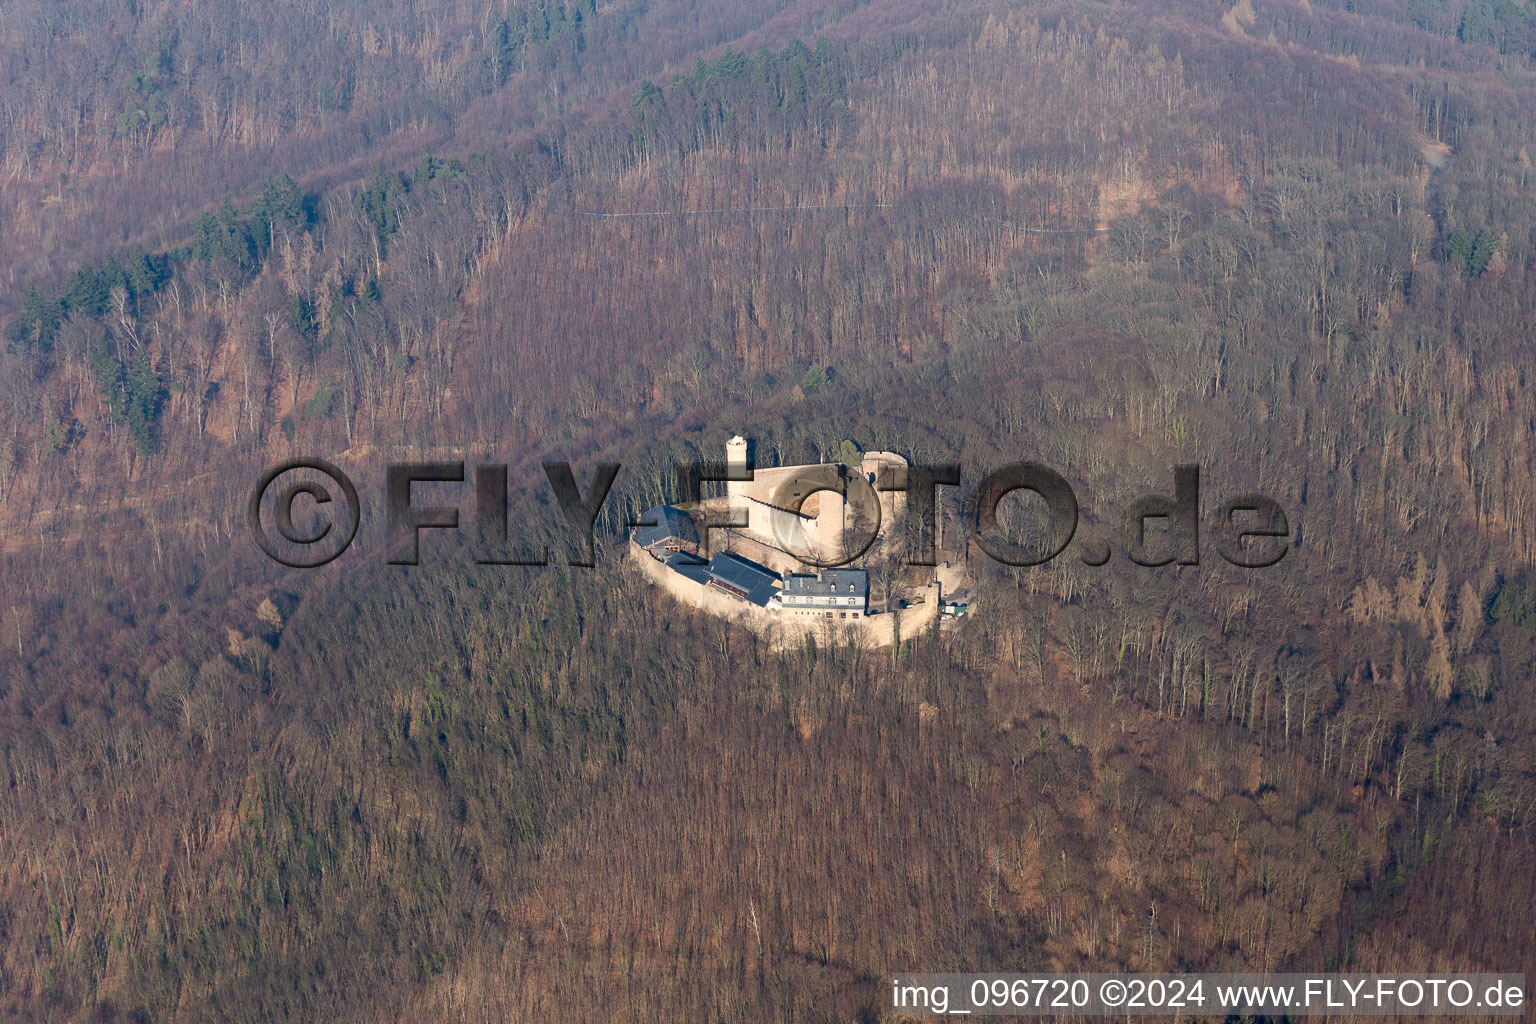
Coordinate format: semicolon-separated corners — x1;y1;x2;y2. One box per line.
634;505;699;560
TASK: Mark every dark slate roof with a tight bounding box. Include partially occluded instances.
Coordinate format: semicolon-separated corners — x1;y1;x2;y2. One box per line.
783;569;868;600
705;552;780;607
665;552;712;584
634;505;698;549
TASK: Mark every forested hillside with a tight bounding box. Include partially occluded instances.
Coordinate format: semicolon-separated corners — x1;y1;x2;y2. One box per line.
2;0;1536;1020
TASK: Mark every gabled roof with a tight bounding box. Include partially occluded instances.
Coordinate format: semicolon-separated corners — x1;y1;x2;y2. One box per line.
665;551;711;584
783;569;868;600
705;552;780;607
635;505;698;549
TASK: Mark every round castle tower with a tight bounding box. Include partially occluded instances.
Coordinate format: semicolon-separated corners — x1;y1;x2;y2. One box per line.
726;436;750;504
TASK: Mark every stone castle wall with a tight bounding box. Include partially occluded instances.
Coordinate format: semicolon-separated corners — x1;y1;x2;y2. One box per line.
628;542;939;649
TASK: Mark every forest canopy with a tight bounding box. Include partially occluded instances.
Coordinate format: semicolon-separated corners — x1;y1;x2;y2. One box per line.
2;0;1536;1020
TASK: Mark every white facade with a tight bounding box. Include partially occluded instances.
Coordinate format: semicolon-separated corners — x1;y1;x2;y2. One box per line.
781;570;869;620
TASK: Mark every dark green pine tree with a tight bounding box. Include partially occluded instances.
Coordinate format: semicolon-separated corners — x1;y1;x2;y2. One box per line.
488;17;520;87
91;340;164;453
122;251;167;298
1445;227;1473;272
215;197;255;266
63;265;112;316
1458;0;1497;46
251;173;305;252
712;47;749;79
4;286;64;350
193;199;256;267
356;163;407;242
1469;229;1499;276
123;348;164;453
289;295;318;341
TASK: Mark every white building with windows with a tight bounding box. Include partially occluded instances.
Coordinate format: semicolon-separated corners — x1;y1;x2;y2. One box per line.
780;569;869;620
